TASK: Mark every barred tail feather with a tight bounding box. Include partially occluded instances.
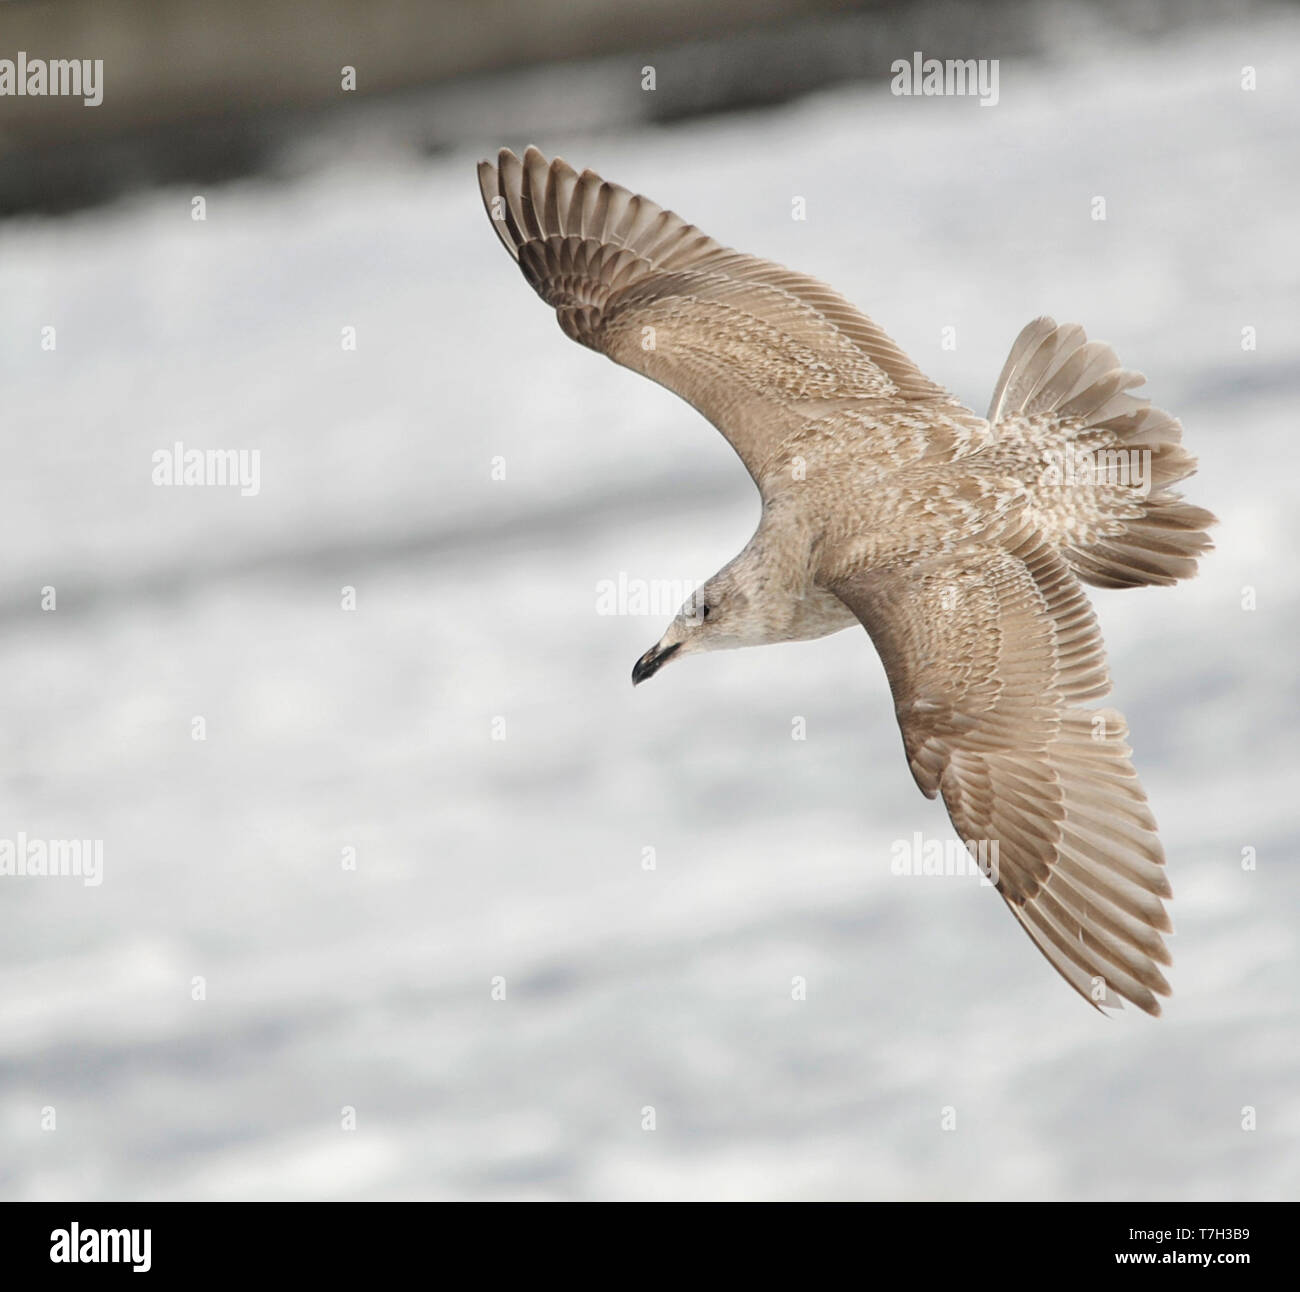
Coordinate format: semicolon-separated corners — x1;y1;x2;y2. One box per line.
989;317;1216;589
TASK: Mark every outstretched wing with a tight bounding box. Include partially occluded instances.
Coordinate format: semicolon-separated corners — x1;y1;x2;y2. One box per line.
477;146;971;484
832;525;1174;1015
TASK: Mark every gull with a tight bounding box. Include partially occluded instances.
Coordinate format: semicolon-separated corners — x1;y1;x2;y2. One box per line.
477;146;1215;1016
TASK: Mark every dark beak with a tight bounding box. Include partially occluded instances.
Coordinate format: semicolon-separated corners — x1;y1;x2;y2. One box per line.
631;641;681;686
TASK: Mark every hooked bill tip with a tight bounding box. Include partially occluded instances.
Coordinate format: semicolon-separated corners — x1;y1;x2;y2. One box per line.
631;641;680;686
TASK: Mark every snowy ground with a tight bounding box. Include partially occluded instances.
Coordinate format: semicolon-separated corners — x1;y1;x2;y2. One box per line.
0;14;1297;1199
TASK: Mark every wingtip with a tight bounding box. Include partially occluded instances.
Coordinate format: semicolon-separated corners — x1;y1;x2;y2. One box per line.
478;153;522;261
493;145;577;179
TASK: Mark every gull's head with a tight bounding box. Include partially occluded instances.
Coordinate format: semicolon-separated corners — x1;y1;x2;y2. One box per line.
631;572;763;686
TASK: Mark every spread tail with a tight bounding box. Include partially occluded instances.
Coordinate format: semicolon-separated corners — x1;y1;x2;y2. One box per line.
987;317;1216;589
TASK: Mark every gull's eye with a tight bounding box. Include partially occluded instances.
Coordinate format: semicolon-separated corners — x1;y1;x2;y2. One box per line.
701;603;712;621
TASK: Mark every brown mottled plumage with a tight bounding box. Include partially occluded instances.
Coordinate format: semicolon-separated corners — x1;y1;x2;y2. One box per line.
477;146;1216;1016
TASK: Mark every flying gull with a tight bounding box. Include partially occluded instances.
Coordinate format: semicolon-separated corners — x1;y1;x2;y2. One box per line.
477;146;1215;1016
